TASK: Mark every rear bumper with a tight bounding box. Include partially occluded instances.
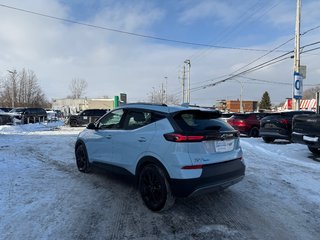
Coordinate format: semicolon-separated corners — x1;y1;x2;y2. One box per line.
259;129;291;140
292;132;320;148
170;158;245;198
230;126;250;135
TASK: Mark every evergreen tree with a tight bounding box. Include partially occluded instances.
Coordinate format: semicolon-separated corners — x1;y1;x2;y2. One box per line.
259;91;271;110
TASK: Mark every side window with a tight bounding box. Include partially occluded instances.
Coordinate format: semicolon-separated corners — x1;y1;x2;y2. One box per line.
98;109;124;130
82;110;91;116
93;110;99;115
125;111;152;130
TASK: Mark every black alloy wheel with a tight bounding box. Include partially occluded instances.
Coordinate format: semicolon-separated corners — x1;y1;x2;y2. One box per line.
262;136;275;143
75;144;91;173
308;146;320;155
139;164;175;212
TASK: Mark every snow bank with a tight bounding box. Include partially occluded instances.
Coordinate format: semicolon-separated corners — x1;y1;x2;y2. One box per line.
0;121;65;134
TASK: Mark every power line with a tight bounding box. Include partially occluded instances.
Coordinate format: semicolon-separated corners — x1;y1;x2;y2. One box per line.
0;3;276;52
188;0;275;63
238;76;318;87
178;40;320;95
189;1;284;64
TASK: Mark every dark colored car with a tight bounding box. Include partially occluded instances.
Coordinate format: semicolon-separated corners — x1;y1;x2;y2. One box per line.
69;109;109;127
0;107;12;112
292;113;320;155
227;113;270;137
260;111;315;143
0;113;14;125
220;113;234;122
9;107;47;124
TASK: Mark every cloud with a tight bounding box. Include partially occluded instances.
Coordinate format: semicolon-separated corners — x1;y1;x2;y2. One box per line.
178;0;238;25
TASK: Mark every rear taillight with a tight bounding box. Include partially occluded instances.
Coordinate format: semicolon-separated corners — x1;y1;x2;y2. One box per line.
163;133;205;142
231;119;246;127
279;119;289;125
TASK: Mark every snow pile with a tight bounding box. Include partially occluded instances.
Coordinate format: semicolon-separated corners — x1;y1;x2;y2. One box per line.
0;121;65;133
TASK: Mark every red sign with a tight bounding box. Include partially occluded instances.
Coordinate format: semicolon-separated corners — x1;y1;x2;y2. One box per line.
287;99;292;109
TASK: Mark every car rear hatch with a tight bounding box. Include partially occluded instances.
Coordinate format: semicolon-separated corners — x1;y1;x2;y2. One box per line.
168;110;241;166
227;114;248;128
260;113;289;130
293;114;320;135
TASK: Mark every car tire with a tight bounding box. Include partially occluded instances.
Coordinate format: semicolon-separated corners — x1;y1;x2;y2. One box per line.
139;164;175;212
250;127;260;138
70;119;77;127
262;137;275;143
308;146;320;155
75;144;91;173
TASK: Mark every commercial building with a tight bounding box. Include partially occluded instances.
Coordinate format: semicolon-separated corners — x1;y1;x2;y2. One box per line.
52;93;127;116
217;100;258;113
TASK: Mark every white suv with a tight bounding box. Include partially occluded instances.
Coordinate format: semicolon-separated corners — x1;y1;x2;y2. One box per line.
75;103;245;211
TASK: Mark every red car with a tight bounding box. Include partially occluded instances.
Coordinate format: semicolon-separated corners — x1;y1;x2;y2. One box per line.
227;113;270;137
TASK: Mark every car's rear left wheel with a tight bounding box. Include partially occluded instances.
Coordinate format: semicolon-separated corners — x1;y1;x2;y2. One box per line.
139;164;175;212
75;144;91;173
262;137;275;143
70;119;77;127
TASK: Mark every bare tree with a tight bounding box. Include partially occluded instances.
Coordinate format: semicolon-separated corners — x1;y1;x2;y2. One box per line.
303;85;320;99
0;68;49;107
69;78;88;99
148;86;179;105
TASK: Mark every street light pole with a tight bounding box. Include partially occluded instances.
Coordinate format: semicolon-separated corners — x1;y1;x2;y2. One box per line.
234;79;244;113
182;65;186;103
164;76;168;104
184;60;191;103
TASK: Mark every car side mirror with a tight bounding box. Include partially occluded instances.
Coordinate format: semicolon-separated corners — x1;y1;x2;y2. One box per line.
87;123;97;130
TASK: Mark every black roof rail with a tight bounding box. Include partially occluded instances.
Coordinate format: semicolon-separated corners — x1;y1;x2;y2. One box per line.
123;102;168;107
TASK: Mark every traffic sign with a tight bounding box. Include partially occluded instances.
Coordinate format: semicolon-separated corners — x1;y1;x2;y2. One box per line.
293;72;303;99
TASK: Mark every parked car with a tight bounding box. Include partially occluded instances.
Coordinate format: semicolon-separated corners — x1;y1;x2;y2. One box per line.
0;113;13;125
69;109;109;127
220;112;234;122
227;112;270;137
259;110;315;143
8;107;47;124
75;103;245;211
292;113;320;155
0;107;12;112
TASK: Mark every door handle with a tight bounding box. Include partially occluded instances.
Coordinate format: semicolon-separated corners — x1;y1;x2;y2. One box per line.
138;137;146;142
105;135;112;139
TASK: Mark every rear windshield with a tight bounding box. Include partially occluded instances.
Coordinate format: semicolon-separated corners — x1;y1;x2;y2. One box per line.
173;110;234;132
10;108;25;113
231;114;250;119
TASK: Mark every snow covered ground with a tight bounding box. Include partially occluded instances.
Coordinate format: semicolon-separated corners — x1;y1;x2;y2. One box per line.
0;123;319;240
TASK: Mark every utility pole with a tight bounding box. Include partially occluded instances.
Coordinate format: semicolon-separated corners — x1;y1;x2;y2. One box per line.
293;0;302;110
184;60;191;103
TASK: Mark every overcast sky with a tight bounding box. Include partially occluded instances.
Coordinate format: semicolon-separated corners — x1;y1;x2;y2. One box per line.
0;0;319;106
